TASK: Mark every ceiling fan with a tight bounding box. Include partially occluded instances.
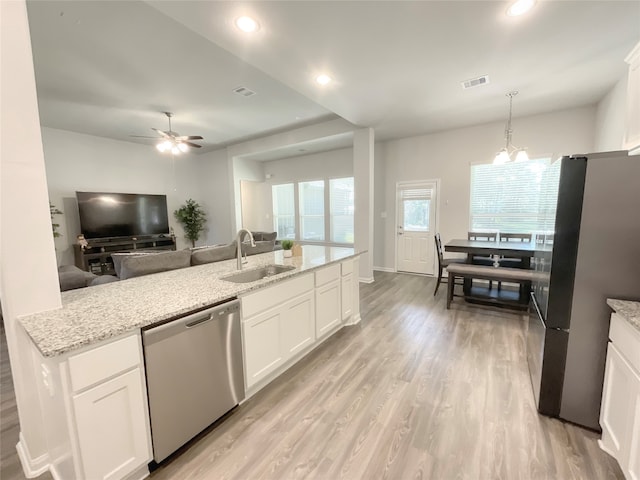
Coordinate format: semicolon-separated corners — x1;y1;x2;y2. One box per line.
131;112;203;154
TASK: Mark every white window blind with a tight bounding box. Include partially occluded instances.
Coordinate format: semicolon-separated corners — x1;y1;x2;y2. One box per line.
272;183;295;239
330;177;354;243
299;180;325;241
399;186;432;232
470;158;560;233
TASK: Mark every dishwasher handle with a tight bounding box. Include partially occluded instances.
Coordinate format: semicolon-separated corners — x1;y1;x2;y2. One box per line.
143;299;240;346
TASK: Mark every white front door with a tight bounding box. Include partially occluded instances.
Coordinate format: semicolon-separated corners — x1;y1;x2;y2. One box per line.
396;181;437;275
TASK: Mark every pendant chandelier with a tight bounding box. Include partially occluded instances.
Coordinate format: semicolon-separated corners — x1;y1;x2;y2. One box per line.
493;91;529;164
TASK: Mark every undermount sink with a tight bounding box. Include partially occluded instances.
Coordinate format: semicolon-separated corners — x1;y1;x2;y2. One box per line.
221;264;296;283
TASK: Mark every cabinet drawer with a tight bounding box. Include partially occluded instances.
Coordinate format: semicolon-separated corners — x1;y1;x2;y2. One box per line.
609;313;640;374
315;264;340;287
341;259;354;276
242;273;313;318
68;334;142;393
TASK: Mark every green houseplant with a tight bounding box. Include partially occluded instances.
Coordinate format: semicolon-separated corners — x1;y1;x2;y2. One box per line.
174;199;207;248
50;203;63;238
281;239;293;257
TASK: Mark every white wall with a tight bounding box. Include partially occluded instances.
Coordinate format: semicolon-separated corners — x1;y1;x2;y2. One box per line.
42;127;209;263
374;105;597;271
194;149;234;245
594;75;628;152
263;148;353;184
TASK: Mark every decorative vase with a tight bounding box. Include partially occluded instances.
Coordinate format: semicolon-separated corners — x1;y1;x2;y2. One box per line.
283;250;292;258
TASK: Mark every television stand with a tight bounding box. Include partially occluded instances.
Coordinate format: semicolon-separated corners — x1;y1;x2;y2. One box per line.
74;235;176;276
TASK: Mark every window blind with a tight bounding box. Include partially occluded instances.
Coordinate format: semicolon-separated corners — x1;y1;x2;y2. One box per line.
330;177;354;243
470;158;560;233
299;180;325;241
272;183;295;239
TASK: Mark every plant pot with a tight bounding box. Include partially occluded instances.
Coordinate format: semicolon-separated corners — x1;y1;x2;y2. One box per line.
283;250;292;258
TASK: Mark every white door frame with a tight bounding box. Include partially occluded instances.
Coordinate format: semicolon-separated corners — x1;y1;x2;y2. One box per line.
394;179;441;275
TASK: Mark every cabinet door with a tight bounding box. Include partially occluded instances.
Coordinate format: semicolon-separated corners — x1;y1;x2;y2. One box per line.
243;308;283;388
341;273;353;320
316;280;341;339
72;368;151;480
600;343;636;466
281;291;315;359
626;378;640;480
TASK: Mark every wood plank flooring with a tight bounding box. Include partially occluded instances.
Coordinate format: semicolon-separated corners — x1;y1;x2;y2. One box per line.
1;272;624;479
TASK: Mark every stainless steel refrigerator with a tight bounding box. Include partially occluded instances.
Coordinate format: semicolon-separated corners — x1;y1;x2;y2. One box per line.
527;150;640;431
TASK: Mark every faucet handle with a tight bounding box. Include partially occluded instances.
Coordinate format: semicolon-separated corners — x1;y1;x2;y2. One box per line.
242;251;248;264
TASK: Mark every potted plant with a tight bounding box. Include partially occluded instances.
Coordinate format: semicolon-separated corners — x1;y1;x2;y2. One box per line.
281;239;293;257
50;203;63;238
174;199;207;248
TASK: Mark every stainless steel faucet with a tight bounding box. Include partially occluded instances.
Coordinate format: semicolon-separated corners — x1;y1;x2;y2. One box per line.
236;229;256;270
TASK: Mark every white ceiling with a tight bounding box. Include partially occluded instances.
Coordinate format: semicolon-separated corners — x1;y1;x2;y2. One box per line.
27;0;640;158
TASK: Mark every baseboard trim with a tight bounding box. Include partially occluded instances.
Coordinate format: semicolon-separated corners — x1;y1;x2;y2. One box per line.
344;313;361;326
17;433;50;479
373;266;395;273
359;276;374;284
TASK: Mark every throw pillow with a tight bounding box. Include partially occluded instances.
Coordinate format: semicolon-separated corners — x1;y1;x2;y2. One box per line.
191;243;237;265
119;249;191;280
112;251;160;278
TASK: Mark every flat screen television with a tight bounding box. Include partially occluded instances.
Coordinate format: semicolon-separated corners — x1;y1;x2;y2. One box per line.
76;191;170;239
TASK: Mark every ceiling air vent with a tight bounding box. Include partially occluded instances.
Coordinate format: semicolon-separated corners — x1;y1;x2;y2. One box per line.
233;86;256;97
461;75;489;90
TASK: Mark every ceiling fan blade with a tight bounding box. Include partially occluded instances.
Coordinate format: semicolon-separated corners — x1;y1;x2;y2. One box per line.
152;128;171;138
182;141;202;148
176;135;203;141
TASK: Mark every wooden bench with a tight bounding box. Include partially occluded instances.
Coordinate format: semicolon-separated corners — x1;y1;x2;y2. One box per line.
446;263;549;309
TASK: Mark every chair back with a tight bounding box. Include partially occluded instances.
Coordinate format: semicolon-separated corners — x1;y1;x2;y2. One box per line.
500;232;532;242
468;232;497;241
536;233;554;244
435;233;444;266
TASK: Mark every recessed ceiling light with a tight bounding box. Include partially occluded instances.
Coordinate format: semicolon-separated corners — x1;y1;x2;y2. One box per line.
315;74;332;86
506;0;536;17
235;16;259;33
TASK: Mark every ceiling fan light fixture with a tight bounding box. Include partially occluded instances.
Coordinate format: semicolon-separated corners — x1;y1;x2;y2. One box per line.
315;74;332;86
235;16;259;33
178;143;188;153
506;0;536;17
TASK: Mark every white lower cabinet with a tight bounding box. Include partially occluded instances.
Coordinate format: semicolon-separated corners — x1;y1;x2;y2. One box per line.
242;274;315;390
316;280;341;338
600;312;640;480
73;368;151;480
243;307;284;387
341;273;354;320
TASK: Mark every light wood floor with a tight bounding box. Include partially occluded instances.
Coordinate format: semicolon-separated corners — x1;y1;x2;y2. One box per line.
1;272;623;479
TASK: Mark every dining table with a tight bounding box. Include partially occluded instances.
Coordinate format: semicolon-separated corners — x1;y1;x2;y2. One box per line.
444;238;552;306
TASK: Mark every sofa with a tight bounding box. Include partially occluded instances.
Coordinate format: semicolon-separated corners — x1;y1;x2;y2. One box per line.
58;231;282;291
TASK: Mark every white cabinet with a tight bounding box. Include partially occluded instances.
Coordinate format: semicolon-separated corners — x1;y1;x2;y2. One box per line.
243;307;285;387
316;280;341;338
341;273;354;320
600;312;640;479
73;368;151;480
625;41;640;155
281;291;315;357
315;264;341;338
242;274;316;389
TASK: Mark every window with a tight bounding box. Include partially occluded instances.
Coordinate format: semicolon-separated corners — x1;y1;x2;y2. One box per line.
271;177;355;245
298;181;325;241
470;158;560;233
272;183;295;239
330;177;354;243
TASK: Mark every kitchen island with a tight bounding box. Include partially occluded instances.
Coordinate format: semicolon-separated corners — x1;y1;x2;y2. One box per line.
17;245;361;480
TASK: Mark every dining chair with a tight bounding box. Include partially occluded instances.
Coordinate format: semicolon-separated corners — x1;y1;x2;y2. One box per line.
497;233;533;287
434;233;465;296
468;232;496;288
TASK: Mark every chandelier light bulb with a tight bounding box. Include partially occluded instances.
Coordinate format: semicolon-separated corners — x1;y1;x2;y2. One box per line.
515;149;529;162
493;149;510;165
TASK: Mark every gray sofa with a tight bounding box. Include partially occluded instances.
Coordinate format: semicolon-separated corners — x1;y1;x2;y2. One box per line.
58;231;281;291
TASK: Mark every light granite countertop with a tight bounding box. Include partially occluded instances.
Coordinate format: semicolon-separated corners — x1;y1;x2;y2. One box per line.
20;245;359;358
607;298;640;333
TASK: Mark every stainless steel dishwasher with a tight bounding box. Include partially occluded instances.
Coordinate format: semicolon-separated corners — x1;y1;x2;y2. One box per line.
142;299;244;463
